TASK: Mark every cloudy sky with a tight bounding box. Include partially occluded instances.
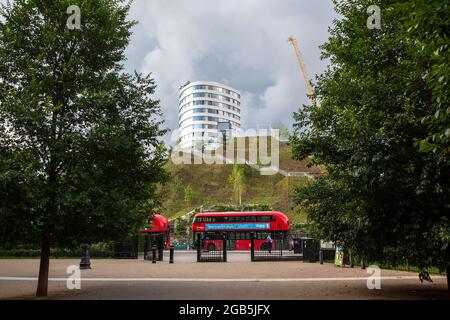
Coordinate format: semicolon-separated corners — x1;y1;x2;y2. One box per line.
125;0;337;142
1;0;337;143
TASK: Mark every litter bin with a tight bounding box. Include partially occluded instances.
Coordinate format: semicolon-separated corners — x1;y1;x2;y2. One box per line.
301;238;320;262
293;238;302;254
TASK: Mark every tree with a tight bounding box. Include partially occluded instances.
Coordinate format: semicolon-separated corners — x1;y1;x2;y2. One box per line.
273;121;290;141
229;164;246;205
406;1;449;159
184;185;195;205
290;0;449;287
221;131;227;148
0;0;169;296
174;217;191;242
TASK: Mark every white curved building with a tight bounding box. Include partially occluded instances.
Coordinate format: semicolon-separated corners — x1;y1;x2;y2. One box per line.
178;81;241;150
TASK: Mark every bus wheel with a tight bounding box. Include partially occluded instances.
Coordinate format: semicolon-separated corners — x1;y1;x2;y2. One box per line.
260;243;269;251
207;243;216;251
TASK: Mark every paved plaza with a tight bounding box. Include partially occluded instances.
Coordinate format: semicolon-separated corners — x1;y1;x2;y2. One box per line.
0;252;448;300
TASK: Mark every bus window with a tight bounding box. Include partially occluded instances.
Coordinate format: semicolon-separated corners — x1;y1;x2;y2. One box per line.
259;215;275;222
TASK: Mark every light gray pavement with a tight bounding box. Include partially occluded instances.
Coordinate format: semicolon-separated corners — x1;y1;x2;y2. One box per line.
0;252;448;300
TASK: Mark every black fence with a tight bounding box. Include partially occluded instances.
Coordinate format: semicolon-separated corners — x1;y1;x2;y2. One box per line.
250;232;283;261
196;233;227;262
319;248;336;264
144;233;164;261
114;236;139;259
249;233;323;262
250;232;304;261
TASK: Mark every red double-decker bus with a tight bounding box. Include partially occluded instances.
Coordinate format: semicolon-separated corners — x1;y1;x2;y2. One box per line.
192;211;290;251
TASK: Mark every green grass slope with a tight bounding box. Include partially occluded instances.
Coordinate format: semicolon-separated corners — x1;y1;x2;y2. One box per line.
158;139;322;224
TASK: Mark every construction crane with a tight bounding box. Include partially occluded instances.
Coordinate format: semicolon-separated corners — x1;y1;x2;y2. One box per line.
287;36;314;102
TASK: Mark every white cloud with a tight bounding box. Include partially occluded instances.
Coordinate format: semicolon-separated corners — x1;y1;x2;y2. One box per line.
1;0;337;143
126;0;336;143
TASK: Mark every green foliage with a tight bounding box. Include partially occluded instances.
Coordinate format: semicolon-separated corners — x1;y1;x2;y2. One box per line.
404;1;449;158
0;242;114;258
174;217;192;242
159;142;319;222
228;164;246;205
184;185;195;205
273;121;290;141
199;203;272;213
290;0;449;271
0;247;114;258
0;0;169;247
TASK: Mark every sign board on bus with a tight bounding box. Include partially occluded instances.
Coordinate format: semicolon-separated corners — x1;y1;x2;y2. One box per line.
205;223;270;231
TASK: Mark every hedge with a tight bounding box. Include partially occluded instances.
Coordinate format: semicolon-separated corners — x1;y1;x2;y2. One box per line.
0;247;114;258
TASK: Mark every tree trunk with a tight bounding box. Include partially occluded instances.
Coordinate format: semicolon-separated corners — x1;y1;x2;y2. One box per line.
36;235;51;297
446;247;450;291
447;264;449;291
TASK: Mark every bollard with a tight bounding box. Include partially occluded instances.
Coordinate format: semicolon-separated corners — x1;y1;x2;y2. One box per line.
196;234;201;262
80;244;92;269
143;234;149;260
169;246;174;264
361;258;366;269
319;249;324;264
152;245;157;264
158;236;164;261
222;233;227;262
280;239;283;257
250;233;255;262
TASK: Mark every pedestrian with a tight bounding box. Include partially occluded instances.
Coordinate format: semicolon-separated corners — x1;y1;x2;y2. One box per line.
289;237;294;252
266;234;273;253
